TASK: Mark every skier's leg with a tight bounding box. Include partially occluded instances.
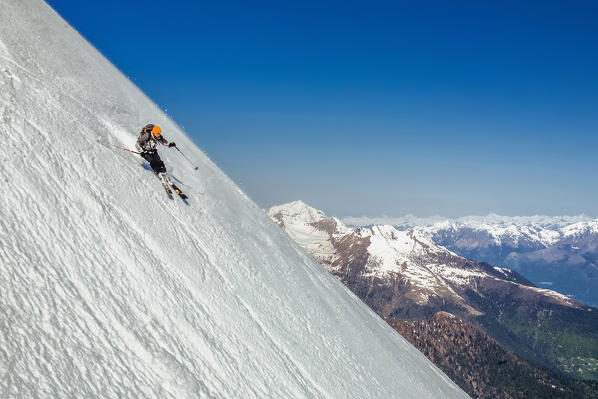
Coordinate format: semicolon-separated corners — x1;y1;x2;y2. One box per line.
146;152;166;174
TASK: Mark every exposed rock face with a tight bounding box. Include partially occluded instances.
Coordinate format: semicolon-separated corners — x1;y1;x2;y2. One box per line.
267;201;598;387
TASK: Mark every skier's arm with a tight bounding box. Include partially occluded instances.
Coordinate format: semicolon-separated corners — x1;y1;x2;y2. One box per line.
158;135;169;146
158;135;176;148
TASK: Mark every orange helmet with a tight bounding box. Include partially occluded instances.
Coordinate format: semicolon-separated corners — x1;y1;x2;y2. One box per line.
152;125;162;137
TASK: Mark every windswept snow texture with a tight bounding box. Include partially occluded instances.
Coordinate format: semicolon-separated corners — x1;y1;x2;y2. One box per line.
0;1;468;398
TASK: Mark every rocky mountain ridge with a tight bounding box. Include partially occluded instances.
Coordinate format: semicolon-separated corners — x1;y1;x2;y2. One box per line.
269;201;579;317
342;212;598;307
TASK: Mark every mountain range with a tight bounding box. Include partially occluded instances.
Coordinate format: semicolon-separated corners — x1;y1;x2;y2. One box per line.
342;214;598;307
269;201;598;396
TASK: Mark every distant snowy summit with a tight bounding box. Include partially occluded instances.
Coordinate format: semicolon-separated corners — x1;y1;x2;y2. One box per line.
342;213;595;243
419;214;598;251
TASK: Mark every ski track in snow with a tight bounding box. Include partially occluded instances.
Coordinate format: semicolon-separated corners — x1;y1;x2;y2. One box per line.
0;1;468;398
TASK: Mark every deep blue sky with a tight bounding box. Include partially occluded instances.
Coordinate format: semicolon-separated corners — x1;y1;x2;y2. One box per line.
47;0;598;217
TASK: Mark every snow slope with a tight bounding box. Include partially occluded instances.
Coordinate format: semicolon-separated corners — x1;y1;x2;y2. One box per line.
0;1;468;397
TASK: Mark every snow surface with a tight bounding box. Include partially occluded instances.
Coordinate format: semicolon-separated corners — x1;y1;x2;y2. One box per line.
0;1;468;398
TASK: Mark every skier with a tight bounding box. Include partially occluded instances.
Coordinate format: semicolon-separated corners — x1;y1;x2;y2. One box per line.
135;124;176;175
135;124;187;199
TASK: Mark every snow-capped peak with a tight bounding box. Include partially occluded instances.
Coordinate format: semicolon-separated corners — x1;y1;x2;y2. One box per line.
560;219;598;238
268;200;327;224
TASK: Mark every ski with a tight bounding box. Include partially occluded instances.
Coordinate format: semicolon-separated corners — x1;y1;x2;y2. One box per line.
158;173;188;200
171;183;188;200
155;173;173;197
161;181;173;196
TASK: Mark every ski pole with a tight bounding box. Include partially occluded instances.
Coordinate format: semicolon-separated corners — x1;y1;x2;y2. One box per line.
174;146;199;170
117;147;141;155
97;138;141;155
107;142;141;154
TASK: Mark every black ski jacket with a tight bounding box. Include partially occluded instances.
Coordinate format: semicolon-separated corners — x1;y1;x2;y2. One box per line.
135;126;170;153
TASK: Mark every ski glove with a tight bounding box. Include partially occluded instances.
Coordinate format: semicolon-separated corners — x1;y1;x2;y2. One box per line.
168;142;176;148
